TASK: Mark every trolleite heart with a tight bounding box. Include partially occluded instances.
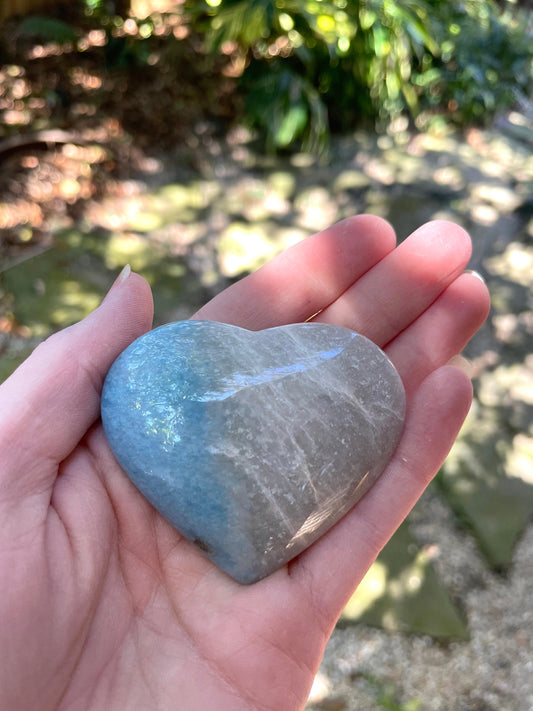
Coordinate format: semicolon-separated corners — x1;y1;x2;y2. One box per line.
101;321;406;584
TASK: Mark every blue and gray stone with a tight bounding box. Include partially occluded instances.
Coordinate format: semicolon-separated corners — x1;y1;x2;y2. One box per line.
101;321;405;584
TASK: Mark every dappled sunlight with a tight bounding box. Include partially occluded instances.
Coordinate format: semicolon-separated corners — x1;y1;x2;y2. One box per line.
48;280;101;329
0;0;239;259
218;221;306;278
0;3;532;672
342;561;388;620
469;184;522;213
440;346;533;568
361;158;395;186
340;523;467;639
506;433;533;486
433;165;465;190
131;0;182;18
2;95;532;587
294;187;339;231
306;672;331;706
493;311;533;347
3;266;102;338
0;9;532;711
485;242;533;288
332;170;370;193
470;203;500;226
104;232;161;271
478;358;533;411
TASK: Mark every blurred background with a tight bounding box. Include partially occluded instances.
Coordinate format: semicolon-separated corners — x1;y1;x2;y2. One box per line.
0;1;532;708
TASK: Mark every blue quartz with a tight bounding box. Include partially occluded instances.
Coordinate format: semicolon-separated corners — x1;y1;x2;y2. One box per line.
101;320;405;584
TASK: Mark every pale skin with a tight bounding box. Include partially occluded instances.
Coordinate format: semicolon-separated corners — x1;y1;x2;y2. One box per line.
0;216;490;711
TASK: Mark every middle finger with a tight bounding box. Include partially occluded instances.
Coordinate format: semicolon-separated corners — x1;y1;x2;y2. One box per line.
313;220;472;346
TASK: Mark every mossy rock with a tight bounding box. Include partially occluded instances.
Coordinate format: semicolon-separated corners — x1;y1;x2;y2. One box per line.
0;227;209;381
340;521;468;640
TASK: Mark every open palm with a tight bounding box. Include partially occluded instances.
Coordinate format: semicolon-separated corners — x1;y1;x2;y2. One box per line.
0;216;489;711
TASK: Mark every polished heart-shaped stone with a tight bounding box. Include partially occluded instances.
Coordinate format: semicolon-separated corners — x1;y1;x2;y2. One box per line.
101;321;405;584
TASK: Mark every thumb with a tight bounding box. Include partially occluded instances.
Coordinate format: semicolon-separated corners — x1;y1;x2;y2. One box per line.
0;266;153;505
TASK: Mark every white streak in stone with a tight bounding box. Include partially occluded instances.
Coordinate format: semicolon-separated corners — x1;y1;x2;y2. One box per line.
285;470;371;550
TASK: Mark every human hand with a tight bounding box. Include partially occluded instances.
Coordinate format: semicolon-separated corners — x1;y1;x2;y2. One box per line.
0;216;489;711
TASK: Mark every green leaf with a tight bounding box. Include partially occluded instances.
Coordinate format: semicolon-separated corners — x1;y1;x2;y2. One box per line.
275;105;308;147
16;16;78;44
360;8;377;30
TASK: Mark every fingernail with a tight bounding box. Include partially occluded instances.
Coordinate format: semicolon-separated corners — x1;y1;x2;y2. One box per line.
103;264;131;303
447;354;474;379
117;264;131;283
464;269;485;284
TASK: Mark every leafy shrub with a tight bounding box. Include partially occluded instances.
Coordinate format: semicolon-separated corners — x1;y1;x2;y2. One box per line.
15;16;79;44
186;0;533;150
416;1;533;127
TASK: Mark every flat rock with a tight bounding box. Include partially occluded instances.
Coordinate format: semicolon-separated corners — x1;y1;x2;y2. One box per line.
101;321;406;584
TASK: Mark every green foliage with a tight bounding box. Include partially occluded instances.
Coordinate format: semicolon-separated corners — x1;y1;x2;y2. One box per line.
83;0;107;14
186;0;533;150
417;1;533;126
15;16;79;44
83;0;130;20
102;33;153;70
362;673;421;711
244;62;329;152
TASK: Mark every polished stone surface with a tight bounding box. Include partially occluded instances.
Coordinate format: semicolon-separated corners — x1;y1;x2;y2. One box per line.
101;320;405;584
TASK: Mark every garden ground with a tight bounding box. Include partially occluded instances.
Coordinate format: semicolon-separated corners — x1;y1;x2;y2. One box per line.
1;69;532;711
